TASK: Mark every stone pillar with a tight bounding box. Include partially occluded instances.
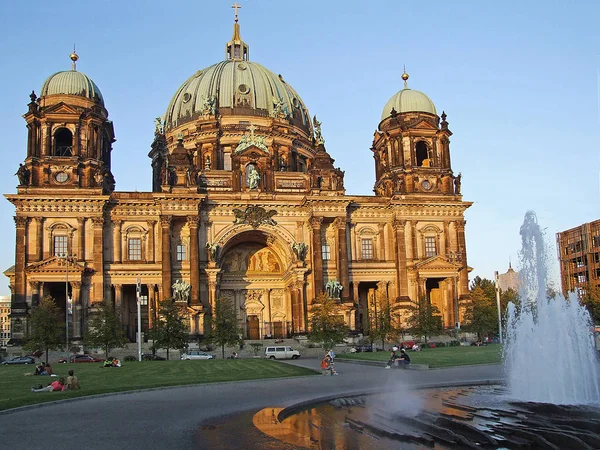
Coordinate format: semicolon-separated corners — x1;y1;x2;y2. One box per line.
147;220;156;263
187;216;200;306
443;221;450;257
113;220;122;263
406;220;415;260
147;284;155;328
334;217;349;301
264;289;272;337
71;281;82;339
290;287;299;333
35;217;44;262
91;217;104;304
14;216;28;306
378;223;386;261
392;219;409;300
77;217;85;261
310;216;323;298
456;219;469;295
29;281;40;307
160;216;172;299
114;284;123;323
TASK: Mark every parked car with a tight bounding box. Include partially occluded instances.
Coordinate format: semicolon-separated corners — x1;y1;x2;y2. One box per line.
180;351;214;360
2;356;36;365
142;353;166;361
264;346;300;360
59;354;104;364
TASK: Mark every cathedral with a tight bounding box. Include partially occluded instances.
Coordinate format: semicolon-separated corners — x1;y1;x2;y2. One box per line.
5;13;471;344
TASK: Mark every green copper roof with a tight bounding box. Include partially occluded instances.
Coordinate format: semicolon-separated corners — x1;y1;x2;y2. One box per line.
164;60;311;131
40;70;104;105
381;88;436;120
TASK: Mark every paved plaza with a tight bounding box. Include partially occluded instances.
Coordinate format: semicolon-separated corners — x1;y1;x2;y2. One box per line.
0;360;502;450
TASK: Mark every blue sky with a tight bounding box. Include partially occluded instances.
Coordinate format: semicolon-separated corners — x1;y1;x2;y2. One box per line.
0;0;598;295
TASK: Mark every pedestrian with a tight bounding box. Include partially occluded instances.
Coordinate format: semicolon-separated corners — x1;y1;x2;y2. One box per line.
397;348;411;369
320;354;333;375
385;346;399;369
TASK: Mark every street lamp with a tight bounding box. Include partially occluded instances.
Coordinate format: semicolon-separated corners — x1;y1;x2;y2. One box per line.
494;271;503;344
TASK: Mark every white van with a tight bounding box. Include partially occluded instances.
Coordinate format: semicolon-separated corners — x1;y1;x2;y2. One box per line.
265;346;300;360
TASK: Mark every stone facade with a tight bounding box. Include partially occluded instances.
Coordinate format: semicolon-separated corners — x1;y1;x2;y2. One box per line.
4;20;471;344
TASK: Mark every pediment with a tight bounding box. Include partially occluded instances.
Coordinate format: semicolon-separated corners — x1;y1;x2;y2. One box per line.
25;256;89;274
235;145;269;157
44;102;79;115
411;119;438;130
414;255;461;271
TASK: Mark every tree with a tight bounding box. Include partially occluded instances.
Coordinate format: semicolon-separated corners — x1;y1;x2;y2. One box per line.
464;286;497;340
308;293;348;350
369;293;403;350
23;296;64;363
84;301;128;358
205;296;242;359
579;284;600;325
405;297;443;344
470;276;496;301
147;301;189;360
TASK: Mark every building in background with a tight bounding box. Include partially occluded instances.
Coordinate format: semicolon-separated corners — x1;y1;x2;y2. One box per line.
556;219;600;296
4;13;471;344
497;262;520;292
0;296;11;349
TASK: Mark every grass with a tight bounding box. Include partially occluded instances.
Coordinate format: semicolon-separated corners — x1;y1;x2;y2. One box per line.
337;344;503;368
0;359;316;411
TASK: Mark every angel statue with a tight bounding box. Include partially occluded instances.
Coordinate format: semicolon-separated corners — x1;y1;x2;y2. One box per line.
292;242;308;262
325;278;343;299
206;242;219;262
172;279;191;303
247;164;260;189
313;115;324;145
154;117;164;134
271;96;286;118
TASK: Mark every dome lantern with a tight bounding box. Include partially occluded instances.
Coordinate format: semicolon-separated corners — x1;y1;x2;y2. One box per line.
226;2;249;61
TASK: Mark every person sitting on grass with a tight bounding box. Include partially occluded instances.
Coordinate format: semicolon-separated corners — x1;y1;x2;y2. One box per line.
66;369;80;390
35;362;46;375
31;377;65;392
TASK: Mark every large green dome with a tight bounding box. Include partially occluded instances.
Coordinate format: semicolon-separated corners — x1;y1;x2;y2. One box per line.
40;70;104;105
164;59;311;131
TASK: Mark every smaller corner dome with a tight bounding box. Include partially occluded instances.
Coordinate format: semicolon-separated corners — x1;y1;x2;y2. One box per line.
40;70;104;105
381;88;436;120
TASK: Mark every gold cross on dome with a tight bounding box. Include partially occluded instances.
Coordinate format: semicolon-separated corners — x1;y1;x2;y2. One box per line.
232;2;242;22
247;123;256;137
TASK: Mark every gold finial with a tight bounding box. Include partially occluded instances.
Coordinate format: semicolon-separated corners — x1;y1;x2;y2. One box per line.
70;45;79;71
401;66;409;88
232;2;241;23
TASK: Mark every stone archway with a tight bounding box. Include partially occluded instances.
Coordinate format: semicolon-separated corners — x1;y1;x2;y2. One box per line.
215;228;303;337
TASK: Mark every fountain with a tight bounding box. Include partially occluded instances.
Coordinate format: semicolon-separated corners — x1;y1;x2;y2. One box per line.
504;211;600;404
248;211;600;449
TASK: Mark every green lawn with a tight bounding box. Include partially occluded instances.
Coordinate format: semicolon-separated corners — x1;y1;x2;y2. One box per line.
338;344;503;368
0;359;316;411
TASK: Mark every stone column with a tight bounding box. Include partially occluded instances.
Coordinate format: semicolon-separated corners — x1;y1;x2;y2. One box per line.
443;221;450;257
187;216;200;306
35;217;44;262
378;223;386;261
77;217;85;261
29;281;40;307
405;220;415;260
456;220;469;295
147;284;155;328
91;217;105;304
309;216;323;298
113;220;122;263
334;217;349;301
160;216;172;299
14;216;28;305
114;284;123;323
146;220;156;263
71;281;82;339
392;219;409;300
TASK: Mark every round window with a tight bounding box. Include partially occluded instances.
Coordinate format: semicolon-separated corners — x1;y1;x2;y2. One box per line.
421;180;432;191
238;84;250;94
55;171;68;183
183;93;192;103
237;63;247;70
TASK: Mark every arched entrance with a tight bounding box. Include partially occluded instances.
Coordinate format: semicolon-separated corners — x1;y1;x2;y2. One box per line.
216;229;304;338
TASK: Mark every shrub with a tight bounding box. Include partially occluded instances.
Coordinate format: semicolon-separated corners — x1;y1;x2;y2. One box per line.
448;340;461;347
124;355;137;362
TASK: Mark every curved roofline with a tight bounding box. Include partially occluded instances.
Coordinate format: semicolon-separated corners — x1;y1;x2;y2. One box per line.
40;70;104;105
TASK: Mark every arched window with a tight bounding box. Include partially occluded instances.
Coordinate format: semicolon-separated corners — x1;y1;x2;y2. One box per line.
415;141;430;167
54;128;73;156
